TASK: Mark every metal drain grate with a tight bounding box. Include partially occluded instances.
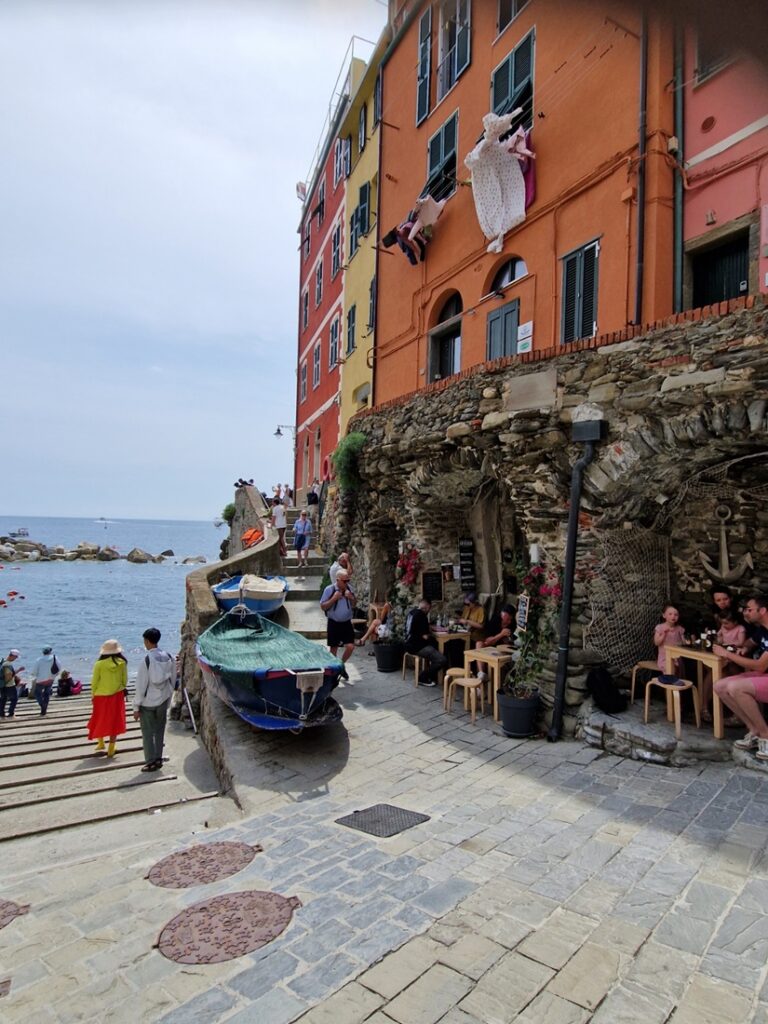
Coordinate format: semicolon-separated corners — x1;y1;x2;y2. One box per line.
147;842;261;888
156;891;301;964
0;900;29;932
335;804;430;838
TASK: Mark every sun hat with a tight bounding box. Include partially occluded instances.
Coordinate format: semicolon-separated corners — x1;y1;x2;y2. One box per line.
99;639;122;656
8;649;21;657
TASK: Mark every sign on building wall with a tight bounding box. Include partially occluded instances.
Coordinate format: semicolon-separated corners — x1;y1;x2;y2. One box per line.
458;538;477;592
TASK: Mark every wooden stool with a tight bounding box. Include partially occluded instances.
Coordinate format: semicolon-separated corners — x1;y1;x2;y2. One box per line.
630;661;660;703
446;676;485;724
644;675;701;739
403;652;424;686
443;667;470;709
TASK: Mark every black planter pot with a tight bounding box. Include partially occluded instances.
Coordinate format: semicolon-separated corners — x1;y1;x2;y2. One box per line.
497;690;540;738
374;641;405;673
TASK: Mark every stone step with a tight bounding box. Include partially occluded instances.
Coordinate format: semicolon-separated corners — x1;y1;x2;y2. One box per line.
283;564;324;578
285;578;324;601
284;600;329;641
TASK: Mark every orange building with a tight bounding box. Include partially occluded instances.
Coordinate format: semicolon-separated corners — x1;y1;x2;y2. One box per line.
374;0;676;405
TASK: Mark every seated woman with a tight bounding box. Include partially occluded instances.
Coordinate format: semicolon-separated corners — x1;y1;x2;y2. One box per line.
456;593;485;643
357;600;392;649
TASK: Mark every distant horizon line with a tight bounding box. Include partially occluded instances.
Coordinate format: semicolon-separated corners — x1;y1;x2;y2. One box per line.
0;514;218;524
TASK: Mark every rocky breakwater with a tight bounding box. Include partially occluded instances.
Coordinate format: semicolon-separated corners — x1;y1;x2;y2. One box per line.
0;537;208;565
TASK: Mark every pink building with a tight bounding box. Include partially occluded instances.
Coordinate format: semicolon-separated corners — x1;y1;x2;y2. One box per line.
679;28;768;308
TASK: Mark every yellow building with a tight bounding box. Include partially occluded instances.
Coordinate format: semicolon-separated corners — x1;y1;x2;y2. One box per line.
337;29;390;436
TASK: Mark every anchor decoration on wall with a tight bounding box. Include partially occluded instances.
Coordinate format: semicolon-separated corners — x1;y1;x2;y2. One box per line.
698;504;754;584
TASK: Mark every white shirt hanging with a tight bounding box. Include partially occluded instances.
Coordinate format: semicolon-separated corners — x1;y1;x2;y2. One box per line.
464;110;527;254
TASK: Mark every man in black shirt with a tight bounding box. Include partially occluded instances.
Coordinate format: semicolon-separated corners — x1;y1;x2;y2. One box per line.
405;599;447;687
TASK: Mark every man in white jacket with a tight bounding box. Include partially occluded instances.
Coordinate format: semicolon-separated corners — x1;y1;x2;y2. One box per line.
133;628;176;772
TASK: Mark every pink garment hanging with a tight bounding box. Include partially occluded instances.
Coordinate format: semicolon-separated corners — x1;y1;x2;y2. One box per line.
408;195;446;242
522;129;536;209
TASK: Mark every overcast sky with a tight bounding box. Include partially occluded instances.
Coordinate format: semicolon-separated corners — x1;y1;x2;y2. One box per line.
0;0;386;520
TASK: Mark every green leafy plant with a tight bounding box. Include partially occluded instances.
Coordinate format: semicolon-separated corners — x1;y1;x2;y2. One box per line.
331;432;367;492
500;557;562;696
222;502;236;526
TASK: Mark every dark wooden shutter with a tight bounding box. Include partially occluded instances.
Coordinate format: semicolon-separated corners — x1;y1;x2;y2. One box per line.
373;74;382;126
416;8;432;125
349;209;358;256
344;136;351;177
428;131;443;178
359;103;367;153
561;252;579;343
359;182;370;235
492;56;511;114
580;242;598;338
347;305;356;353
486;300;519;359
456;0;471;77
368;276;376;330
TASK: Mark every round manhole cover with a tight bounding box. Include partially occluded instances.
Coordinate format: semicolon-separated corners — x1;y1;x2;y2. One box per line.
147;842;262;888
157;891;302;964
0;900;29;932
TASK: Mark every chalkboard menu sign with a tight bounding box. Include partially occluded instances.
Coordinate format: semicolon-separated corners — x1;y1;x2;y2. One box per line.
458;537;477;591
421;570;444;603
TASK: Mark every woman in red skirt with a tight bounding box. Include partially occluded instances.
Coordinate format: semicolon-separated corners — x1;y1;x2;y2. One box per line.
87;639;128;757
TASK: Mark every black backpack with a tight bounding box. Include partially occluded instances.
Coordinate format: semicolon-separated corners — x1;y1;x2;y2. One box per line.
586;665;627;714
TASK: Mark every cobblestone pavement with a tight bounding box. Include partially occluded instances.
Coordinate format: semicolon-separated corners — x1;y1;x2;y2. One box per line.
2;653;768;1023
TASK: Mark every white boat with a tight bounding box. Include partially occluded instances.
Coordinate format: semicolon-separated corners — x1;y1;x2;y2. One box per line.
9;528;29;538
211;574;289;616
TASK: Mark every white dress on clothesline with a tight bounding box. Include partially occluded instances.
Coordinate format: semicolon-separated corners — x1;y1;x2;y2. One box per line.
464;110;527;254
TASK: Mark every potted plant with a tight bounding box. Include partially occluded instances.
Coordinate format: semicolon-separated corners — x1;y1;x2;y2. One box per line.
373;558;420;673
496;560;562;738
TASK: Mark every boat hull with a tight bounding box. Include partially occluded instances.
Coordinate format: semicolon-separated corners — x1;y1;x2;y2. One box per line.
196;611;343;731
211;575;289;617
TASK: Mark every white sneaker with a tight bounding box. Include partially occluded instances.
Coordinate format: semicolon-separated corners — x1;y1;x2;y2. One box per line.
756;739;768;761
734;732;759;750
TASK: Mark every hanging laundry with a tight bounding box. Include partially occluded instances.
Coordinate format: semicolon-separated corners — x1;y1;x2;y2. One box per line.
464;110;529;254
520;129;536;209
408;195;446;242
396;218;426;265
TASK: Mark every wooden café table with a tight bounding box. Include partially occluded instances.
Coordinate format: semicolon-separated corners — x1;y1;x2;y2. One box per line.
664;643;727;740
431;629;472;657
464;647;512;723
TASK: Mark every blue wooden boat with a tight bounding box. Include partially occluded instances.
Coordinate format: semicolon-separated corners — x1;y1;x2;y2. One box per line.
211;574;289;617
196;610;343;731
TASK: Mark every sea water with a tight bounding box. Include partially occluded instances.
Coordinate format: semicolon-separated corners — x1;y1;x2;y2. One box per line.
0;515;224;682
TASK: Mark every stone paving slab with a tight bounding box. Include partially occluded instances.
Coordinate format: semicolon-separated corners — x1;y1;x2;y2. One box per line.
2;655;768;1021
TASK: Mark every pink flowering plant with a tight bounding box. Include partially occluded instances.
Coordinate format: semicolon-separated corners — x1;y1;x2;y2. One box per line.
395;546;422;587
503;558;563;696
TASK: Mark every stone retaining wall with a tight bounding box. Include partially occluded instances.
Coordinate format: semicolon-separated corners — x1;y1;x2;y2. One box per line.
329;297;768;733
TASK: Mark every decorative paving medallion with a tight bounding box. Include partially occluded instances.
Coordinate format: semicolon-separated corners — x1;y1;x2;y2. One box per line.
156;891;301;964
335;804;430;838
0;900;29;932
147;842;262;889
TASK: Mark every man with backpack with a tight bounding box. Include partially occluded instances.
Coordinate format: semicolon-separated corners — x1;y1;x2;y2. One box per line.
133;628;176;772
0;649;23;718
31;646;59;716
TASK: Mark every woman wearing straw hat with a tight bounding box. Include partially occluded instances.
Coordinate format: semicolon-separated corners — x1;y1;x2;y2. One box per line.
87;639;128;758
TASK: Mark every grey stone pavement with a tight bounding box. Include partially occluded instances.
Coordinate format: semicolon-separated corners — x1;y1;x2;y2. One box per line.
3;650;768;1023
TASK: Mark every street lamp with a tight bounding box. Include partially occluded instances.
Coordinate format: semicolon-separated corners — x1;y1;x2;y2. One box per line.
274;424;296;439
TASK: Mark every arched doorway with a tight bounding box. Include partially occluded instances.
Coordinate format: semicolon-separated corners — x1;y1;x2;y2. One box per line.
429;293;462;382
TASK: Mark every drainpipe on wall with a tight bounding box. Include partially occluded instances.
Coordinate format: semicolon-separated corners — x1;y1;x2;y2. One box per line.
673;25;685;313
634;12;648;325
547;419;607;742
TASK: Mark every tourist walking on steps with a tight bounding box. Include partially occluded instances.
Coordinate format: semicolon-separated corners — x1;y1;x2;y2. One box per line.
0;650;23;718
133;628;176;772
87;640;128;757
271;497;287;557
293;509;312;573
31;646;58;716
320;570;356;680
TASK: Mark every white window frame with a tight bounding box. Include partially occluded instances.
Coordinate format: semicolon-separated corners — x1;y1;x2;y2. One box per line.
331;223;342;278
300;361;308;402
333;139;344;186
312;343;321;388
315;260;323;306
301;289;309;330
329;318;339;369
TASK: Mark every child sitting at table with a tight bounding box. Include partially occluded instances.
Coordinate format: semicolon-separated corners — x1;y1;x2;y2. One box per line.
654;604;686;673
716;611;747;650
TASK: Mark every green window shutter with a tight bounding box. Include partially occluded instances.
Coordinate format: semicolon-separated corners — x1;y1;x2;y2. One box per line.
344;135;351;178
373;74;382;126
456;0;471;77
492;56;511;114
350;209;359;256
486;307;503;360
347;305;356;353
428;129;443;178
580;242;599;338
486;299;519;359
359;182;371;235
562;252;580;344
359;103;367;153
416;8;432;125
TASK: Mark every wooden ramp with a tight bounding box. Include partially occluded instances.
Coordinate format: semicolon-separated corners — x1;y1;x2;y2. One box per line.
0;692;219;842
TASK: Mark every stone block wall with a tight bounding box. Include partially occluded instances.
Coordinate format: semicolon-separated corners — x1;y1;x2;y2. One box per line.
328;296;768;732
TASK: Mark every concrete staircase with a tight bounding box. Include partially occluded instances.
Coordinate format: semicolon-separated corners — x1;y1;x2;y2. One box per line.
0;691;220;842
280;507;328;640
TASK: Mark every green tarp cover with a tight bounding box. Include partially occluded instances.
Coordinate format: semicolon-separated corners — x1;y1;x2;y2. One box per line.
197;612;340;676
